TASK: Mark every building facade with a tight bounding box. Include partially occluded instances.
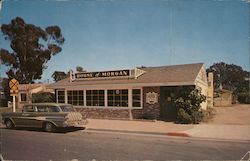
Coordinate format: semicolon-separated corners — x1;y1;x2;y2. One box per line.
48;63;213;120
18;83;54;109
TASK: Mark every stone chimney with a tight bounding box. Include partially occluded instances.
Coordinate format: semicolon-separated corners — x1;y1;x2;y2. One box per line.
207;72;214;108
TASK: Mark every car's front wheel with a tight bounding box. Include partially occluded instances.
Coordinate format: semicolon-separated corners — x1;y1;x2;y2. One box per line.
44;122;56;132
5;119;14;129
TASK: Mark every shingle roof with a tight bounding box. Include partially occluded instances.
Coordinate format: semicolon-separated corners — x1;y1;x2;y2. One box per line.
48;63;204;88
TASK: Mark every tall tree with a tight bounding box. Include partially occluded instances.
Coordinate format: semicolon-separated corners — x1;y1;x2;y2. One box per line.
0;17;65;83
51;71;67;82
76;66;86;72
206;62;249;96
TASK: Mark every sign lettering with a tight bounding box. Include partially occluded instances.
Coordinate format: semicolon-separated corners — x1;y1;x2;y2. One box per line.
75;70;130;79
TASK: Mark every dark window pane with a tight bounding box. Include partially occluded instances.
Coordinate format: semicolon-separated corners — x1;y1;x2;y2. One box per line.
122;96;128;101
73;100;78;105
67;91;72;95
93;90;98;95
133;96;140;100
108;101;113;106
58;91;64;95
79;101;84;106
133;102;141;107
93;100;98;106
122;90;128;94
86;96;91;100
73;91;78;95
68;100;73;104
108;90;113;95
86;101;91;106
99;90;104;95
86;90;91;95
108;96;113;100
79;90;84;95
115;96;120;101
21;93;27;102
122;102;128;107
99;101;104;106
93;96;98;100
133;89;140;95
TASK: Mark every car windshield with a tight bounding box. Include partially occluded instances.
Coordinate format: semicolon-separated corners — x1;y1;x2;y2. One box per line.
48;106;61;112
60;105;75;112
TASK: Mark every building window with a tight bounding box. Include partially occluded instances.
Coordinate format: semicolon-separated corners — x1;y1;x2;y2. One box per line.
67;90;84;106
86;90;104;106
57;90;65;103
132;89;141;107
108;89;128;107
20;93;27;102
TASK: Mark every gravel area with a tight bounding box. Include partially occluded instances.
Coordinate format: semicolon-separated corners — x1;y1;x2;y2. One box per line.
209;104;250;125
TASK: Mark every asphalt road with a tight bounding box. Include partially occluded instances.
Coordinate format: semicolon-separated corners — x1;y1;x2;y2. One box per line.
0;128;249;161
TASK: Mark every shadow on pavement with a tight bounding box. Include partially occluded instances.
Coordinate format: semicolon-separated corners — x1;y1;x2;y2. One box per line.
0;126;86;133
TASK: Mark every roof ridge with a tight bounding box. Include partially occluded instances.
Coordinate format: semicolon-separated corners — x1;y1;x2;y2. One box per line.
139;62;204;69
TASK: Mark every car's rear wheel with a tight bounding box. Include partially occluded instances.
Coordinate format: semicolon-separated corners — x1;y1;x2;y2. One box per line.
44;122;56;132
5;119;14;129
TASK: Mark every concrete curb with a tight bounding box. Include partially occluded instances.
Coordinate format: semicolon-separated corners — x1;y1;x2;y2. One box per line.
85;128;250;143
86;128;167;136
87;128;192;137
167;132;191;137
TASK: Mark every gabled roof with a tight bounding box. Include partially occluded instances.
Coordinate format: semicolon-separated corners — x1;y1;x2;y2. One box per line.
48;63;204;89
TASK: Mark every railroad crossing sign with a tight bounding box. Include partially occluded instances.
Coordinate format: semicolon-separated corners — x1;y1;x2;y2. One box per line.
9;78;19;96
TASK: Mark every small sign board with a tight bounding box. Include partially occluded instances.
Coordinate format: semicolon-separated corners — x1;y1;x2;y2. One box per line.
146;92;158;104
9;79;19;96
75;70;130;79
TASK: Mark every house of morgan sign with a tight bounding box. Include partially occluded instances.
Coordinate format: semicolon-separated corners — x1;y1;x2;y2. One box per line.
75;70;130;79
146;92;158;104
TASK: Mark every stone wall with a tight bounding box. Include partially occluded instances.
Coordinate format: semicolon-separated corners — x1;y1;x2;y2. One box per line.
76;108;130;119
132;86;161;119
76;86;161;120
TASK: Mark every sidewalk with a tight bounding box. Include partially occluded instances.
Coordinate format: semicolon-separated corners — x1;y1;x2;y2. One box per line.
86;119;250;141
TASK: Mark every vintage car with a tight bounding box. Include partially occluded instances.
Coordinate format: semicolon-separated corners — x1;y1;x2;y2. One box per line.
2;103;87;132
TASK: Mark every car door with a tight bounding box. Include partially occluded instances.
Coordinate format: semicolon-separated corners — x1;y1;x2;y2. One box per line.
11;105;35;127
20;105;41;127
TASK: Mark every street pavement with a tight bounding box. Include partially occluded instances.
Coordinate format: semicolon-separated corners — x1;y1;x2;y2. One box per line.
1;128;249;160
86;119;250;141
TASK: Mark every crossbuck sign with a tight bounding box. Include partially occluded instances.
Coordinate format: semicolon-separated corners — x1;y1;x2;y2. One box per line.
9;78;19;96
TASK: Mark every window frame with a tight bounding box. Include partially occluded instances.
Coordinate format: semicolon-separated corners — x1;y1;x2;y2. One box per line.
20;92;28;102
107;89;129;107
64;88;143;109
67;90;84;106
57;90;65;103
86;90;105;107
132;89;142;108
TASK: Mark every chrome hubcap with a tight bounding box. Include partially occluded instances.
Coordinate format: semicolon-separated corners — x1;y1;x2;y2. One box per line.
6;121;12;128
46;123;53;132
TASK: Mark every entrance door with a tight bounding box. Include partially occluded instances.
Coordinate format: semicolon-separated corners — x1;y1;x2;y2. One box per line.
160;87;178;121
160;86;195;121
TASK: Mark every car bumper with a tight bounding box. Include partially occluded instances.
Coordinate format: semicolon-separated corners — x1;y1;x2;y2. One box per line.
62;119;88;127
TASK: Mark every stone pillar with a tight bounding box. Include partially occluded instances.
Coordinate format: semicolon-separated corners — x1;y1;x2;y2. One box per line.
207;72;214;108
132;86;160;119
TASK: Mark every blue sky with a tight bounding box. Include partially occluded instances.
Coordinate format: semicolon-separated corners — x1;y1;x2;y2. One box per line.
0;0;249;82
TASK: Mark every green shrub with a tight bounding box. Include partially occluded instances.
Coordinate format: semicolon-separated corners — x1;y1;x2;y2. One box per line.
177;108;192;124
191;111;203;124
32;93;55;103
238;93;250;104
175;89;206;124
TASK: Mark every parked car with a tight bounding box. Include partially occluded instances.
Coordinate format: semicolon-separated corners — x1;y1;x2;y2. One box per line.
2;103;87;132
